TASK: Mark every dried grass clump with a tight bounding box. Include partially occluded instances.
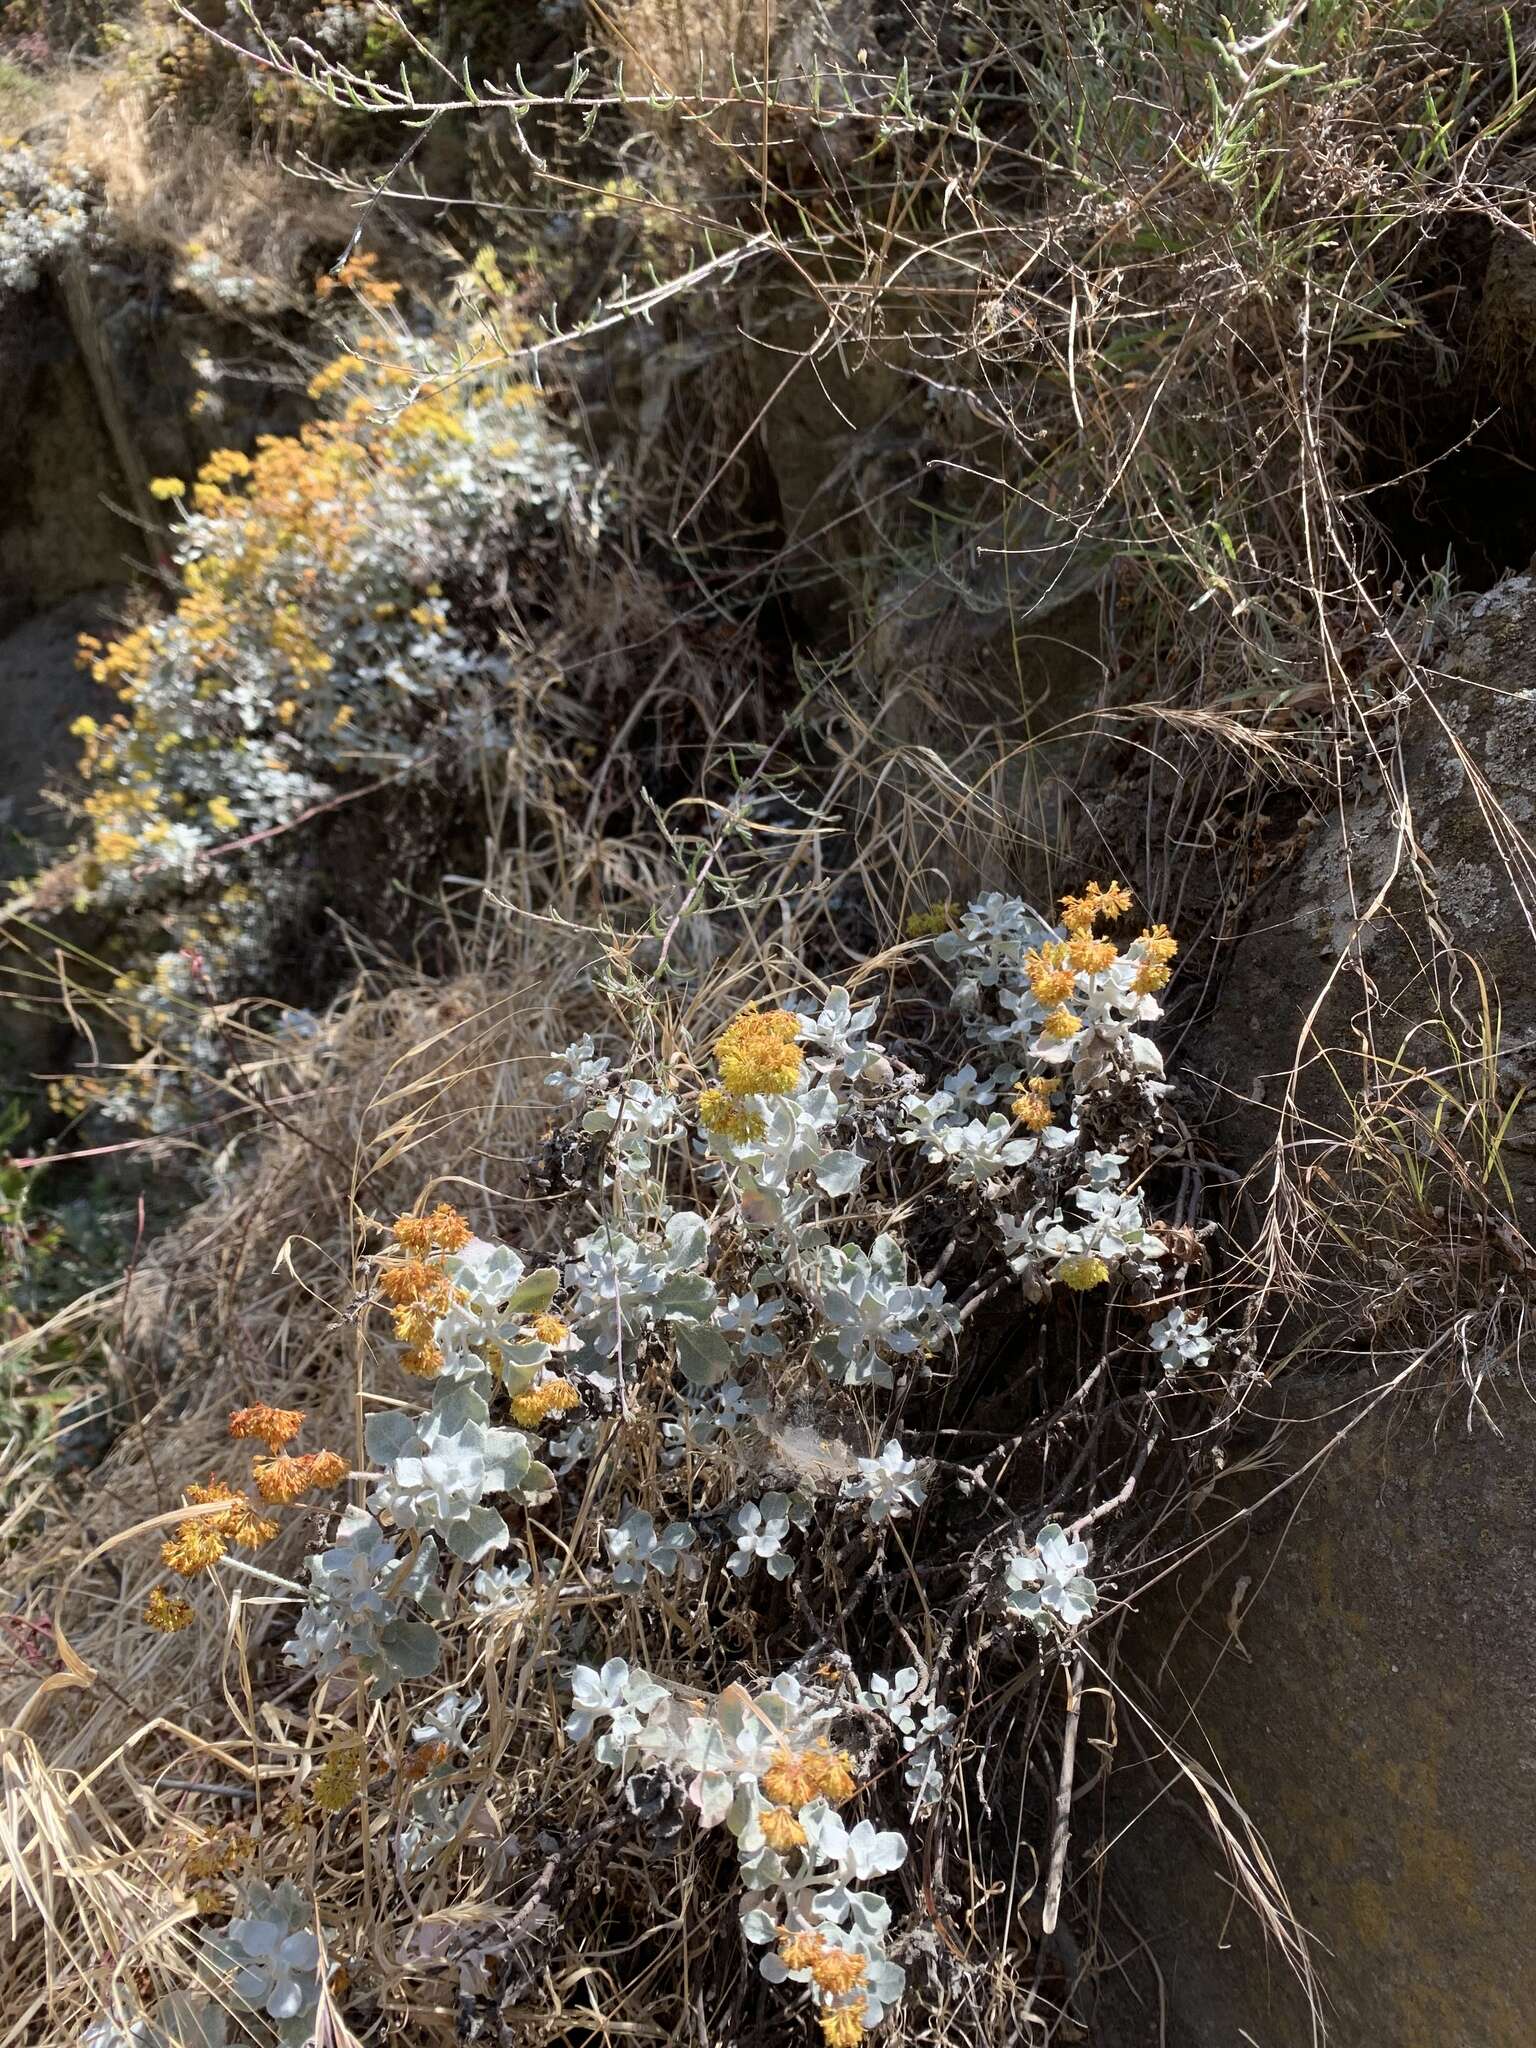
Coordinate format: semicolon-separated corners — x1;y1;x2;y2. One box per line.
593;0;887;157
0;927;611;2031
18;13;351;307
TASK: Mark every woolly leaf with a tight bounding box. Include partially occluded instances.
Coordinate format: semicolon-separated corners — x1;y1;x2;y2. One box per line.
674;1319;732;1386
369;1618;441;1692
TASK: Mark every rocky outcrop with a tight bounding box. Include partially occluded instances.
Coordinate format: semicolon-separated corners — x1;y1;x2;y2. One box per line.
0;288;144;630
1107;1373;1536;2048
1104;574;1536;2046
0;588;118;872
0;260;309;631
0;589;123;1105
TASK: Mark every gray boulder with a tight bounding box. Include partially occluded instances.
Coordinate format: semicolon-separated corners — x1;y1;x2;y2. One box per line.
1108;1374;1536;2048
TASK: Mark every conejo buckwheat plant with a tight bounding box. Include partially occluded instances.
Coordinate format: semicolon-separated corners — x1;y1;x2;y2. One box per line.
59;256;595;1130
87;869;1257;2048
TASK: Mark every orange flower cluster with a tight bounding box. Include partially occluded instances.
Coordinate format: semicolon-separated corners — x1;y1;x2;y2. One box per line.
392;1203;473;1256
761;1746;858;1810
314;252;400;309
1012;1075;1060;1133
253;1448;348;1504
401;1740;453;1785
230;1405;349;1504
778;1929;868;1997
378;1205;472;1374
151;1402;348;1603
228;1403;304;1453
758;1805;809;1853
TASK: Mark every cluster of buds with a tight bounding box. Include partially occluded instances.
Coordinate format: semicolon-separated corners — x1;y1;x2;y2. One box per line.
309;1745;370;1815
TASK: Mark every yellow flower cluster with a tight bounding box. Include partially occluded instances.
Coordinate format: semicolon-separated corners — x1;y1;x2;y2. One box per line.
1023;940;1076;1008
143;1586;195;1633
181;1821;254;1909
509;1375;582;1428
1131;922;1179;996
697;1086;767;1145
185;1478;280;1550
820;2001;869;2047
160;1520;229;1577
161;1477;280;1575
1057;1253;1111;1292
1068;933;1118;975
698;1004;804;1142
714;1007;804;1098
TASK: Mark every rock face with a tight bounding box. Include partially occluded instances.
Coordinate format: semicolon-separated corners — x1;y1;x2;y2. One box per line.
1109;1374;1536;2048
0;289;143;630
0;588;120;877
1106;574;1536;2046
737;284;1108;745
1192;573;1536;1227
0;590;124;1105
1;262;309;632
